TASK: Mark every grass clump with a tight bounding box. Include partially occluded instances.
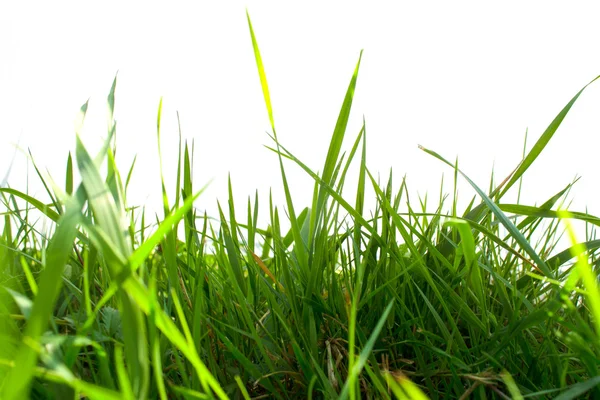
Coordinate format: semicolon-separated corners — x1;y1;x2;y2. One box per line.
1;13;600;399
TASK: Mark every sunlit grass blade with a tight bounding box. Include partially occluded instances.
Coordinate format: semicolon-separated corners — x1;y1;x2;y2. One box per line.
246;10;274;132
559;210;600;338
385;372;429;400
1;359;123;400
247;12;309;281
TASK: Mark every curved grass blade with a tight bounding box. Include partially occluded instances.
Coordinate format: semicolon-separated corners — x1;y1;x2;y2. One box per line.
498;75;600;199
420;145;553;278
546;239;600;270
0;188;60;223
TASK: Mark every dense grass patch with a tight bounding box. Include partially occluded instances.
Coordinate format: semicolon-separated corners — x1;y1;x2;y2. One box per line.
1;13;600;399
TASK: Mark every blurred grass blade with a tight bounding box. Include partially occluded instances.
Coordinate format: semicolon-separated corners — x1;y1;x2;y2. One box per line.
500;370;523;400
0;188;60;223
554;376;600;400
114;345;135;400
65;152;73;195
559;210;600;337
318;50;363;203
385;372;429;400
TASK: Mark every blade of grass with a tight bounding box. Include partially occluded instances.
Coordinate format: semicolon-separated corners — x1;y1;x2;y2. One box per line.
559;210;600;338
339;300;394;400
498;75;600;199
420;145;553;278
1;192;83;399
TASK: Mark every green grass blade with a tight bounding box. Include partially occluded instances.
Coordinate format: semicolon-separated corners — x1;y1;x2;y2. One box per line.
420;145;553;278
554;376;600;400
339;300;394;400
498;75;600;198
129;188;205;272
246;10;274;132
318;50;363;203
65;152;73;196
0;188;60;223
500;204;600;228
1;195;82;399
559;210;600;338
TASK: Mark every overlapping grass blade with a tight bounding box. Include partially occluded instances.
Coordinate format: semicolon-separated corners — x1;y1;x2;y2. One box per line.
420;145;553;278
1;192;83;399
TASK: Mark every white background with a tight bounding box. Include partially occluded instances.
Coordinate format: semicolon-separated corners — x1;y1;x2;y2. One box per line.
2;2;600;236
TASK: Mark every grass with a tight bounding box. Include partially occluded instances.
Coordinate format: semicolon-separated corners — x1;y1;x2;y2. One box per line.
1;12;600;399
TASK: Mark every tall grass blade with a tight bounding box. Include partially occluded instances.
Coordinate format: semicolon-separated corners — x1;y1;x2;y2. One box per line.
498;75;600;198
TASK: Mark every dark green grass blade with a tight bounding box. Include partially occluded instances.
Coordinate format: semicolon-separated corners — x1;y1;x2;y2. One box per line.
554;376;600;400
